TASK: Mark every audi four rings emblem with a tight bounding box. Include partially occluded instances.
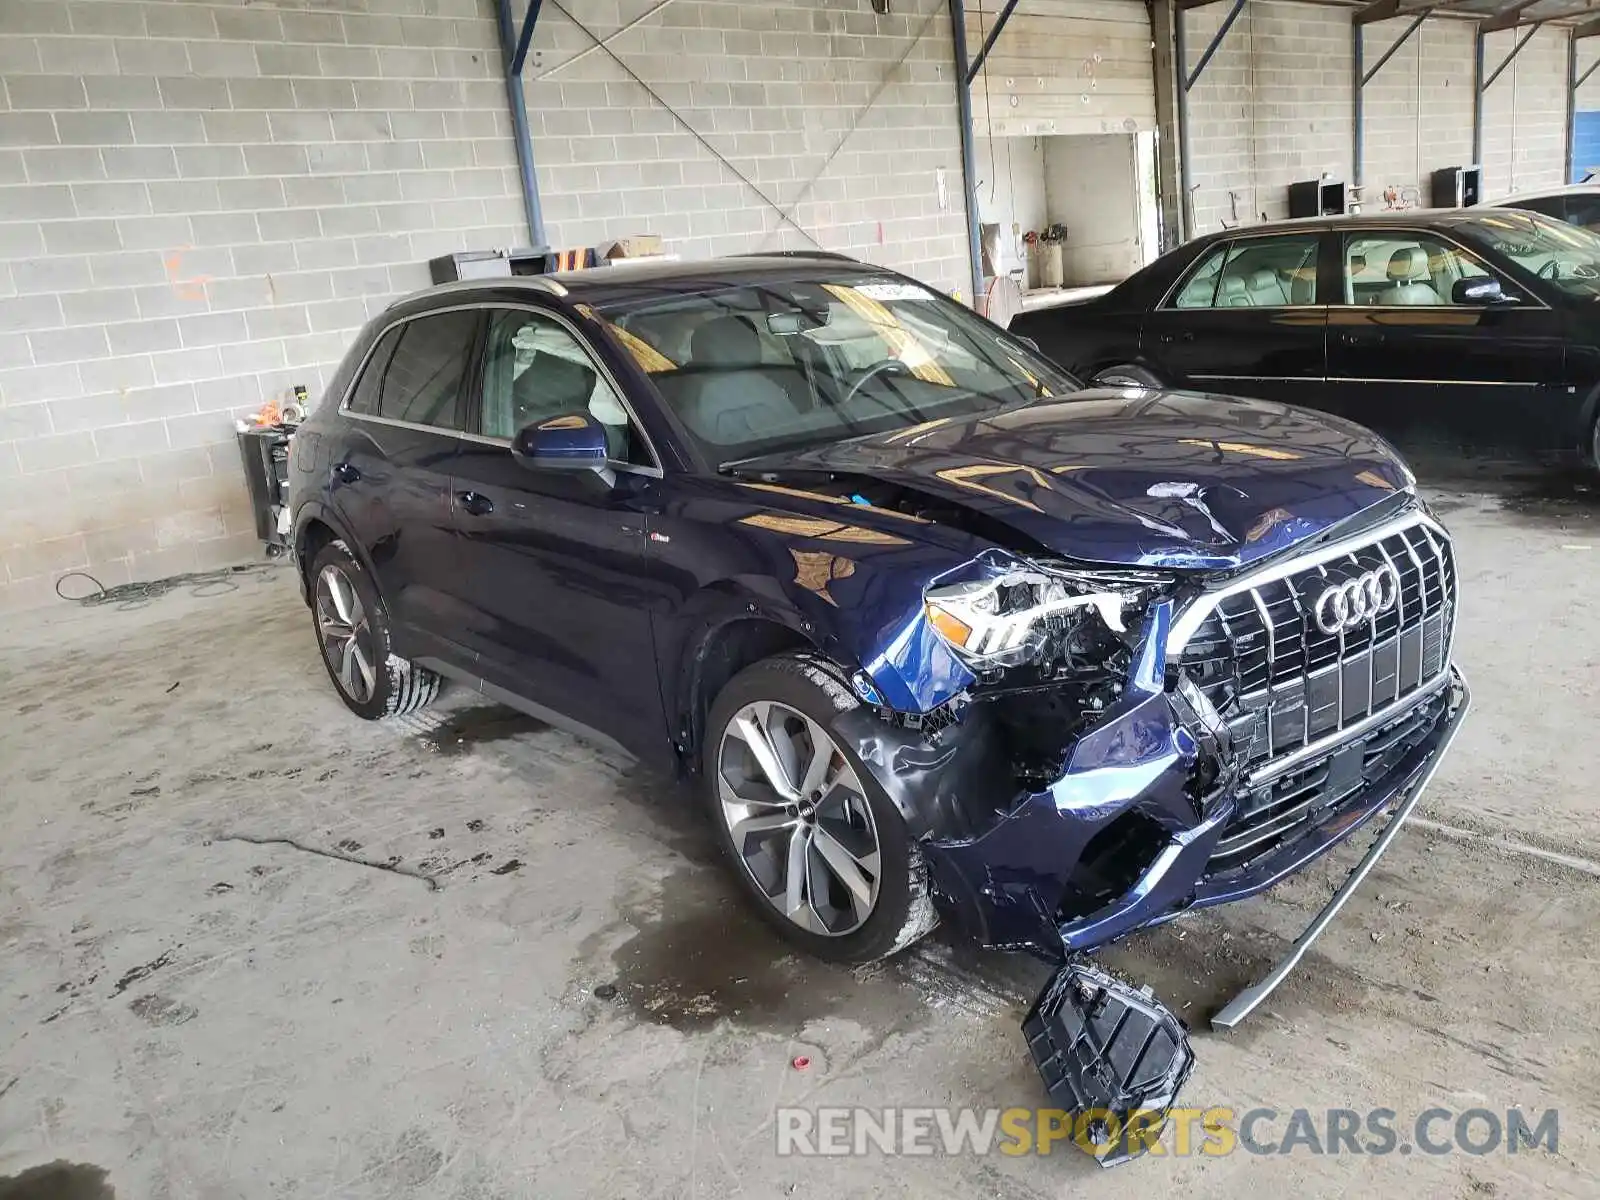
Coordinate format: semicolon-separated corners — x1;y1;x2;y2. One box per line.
1313;566;1400;634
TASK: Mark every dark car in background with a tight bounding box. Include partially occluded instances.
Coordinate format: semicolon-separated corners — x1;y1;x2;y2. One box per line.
1013;209;1600;467
288;254;1468;1154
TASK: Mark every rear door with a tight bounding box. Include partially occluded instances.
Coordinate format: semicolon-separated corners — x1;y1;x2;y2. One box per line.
331;308;480;652
1139;230;1328;405
1324;228;1569;450
447;304;670;759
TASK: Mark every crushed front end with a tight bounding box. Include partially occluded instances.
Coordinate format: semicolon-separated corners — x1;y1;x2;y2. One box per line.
836;506;1470;1162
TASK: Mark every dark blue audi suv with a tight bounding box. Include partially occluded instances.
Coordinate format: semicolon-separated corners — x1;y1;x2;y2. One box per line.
288;254;1467;1049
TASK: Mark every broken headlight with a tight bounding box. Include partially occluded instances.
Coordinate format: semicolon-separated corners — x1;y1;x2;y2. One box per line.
923;561;1165;670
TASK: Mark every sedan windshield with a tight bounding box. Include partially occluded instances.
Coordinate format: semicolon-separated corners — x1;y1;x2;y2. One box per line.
594;276;1079;466
1459;210;1600;298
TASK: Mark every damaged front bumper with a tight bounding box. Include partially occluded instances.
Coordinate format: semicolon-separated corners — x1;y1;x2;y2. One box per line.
1016;671;1468;1163
837;624;1470;1163
912;661;1470;965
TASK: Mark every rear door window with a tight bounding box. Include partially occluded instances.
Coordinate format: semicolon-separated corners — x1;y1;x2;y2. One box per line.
376;310;478;431
1167;234;1320;308
344;327;401;416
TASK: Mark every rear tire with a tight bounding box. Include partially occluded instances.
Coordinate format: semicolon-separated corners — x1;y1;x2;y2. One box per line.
309;540;441;721
703;654;937;965
1092;363;1164;389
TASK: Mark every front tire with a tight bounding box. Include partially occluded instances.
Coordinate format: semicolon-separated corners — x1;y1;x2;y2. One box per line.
309;540;441;721
703;655;937;964
1092;363;1164;389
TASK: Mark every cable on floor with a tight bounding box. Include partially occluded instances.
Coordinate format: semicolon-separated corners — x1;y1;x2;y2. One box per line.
54;561;284;610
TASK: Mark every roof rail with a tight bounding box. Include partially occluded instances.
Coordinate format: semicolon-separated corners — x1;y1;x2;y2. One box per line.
387;274;568;310
425;275;567;297
734;250;862;263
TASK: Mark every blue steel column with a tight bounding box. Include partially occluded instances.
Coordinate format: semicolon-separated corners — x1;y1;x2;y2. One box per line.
496;0;547;248
1472;28;1485;167
948;0;986;306
1353;23;1364;195
1175;7;1192;240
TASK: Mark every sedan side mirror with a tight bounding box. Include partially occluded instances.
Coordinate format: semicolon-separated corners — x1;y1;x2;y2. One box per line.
1452;277;1515;306
511;411;612;481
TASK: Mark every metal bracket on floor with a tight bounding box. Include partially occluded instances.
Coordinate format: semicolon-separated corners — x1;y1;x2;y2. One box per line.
1174;0;1247;238
1352;9;1430;191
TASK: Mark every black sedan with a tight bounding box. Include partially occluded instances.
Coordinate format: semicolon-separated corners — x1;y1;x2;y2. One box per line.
1012;210;1600;466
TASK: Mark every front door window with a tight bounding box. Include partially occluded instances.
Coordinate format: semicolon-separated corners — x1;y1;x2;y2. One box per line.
479;309;653;467
1341;234;1509;307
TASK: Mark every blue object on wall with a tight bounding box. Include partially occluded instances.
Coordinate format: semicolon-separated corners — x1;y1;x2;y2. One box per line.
1572;110;1600;183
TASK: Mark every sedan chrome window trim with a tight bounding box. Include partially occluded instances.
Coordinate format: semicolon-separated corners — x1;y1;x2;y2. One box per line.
338;300;664;475
1188;373;1329;383
1165;507;1444;657
1326;376;1540;387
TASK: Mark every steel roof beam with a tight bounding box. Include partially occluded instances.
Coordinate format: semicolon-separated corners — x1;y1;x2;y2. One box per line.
1481;0;1547;33
1186;0;1248;90
1483;21;1543;91
965;0;1020;84
1362;10;1430;85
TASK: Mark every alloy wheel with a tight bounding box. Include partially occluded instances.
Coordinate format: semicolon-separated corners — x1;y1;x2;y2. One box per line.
315;564;378;704
716;700;882;937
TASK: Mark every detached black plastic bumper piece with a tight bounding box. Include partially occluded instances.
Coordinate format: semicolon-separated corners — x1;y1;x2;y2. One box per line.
1022;964;1194;1167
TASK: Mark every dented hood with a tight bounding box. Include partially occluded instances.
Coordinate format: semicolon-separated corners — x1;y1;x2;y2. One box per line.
747;389;1415;570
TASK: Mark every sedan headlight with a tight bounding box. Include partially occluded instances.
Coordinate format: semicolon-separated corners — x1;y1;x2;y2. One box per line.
924;565;1154;670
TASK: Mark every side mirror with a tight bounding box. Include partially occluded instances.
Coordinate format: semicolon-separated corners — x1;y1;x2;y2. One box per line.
1452;277;1515;305
511;411;611;478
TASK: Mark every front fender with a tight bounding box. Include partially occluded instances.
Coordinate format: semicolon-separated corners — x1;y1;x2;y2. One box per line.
655;476;1000;715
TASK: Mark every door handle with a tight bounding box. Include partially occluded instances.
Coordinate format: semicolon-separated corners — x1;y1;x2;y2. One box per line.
457;490;494;517
1340;331;1383;346
1159;331;1194;345
332;462;361;484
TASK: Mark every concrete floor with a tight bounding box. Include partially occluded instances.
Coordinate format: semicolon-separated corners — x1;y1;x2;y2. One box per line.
3;459;1598;1198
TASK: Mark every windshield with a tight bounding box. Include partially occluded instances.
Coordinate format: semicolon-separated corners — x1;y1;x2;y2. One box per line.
594;276;1079;466
1459;210;1600;298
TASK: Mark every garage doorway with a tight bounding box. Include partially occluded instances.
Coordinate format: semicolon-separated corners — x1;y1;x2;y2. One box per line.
974;131;1161;294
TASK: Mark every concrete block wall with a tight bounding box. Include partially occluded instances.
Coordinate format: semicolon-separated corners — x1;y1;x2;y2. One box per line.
1360;16;1474;207
520;0;967;285
1575;47;1600;180
0;0;971;612
0;0;527;611
1185;0;1352;236
1184;4;1572;237
1479;24;1567;197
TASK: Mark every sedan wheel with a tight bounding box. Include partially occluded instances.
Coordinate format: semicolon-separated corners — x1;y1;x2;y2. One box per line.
716;699;882;937
315;563;378;704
